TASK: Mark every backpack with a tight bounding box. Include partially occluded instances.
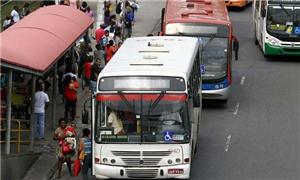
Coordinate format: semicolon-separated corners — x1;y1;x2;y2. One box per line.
116;2;122;14
125;11;134;23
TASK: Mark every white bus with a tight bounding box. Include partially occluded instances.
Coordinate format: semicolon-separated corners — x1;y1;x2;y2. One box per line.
87;36;202;179
253;0;300;56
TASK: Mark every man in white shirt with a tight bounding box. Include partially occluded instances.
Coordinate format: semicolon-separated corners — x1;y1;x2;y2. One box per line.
34;83;50;140
11;6;20;23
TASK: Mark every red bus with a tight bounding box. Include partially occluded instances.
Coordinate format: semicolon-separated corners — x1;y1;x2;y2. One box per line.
161;0;239;102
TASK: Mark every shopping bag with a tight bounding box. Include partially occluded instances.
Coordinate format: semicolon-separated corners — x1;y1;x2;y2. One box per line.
73;159;81;176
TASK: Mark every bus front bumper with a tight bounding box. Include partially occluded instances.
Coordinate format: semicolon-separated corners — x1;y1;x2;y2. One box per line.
265;43;300;56
94;164;190;179
201;86;230;100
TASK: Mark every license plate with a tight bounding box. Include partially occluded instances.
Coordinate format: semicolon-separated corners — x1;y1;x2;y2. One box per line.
168;169;184;174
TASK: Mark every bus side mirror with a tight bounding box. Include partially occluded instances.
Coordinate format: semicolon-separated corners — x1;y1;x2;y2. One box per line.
161;8;165;33
82;96;93;124
193;94;201;107
261;8;266;18
233;37;239;61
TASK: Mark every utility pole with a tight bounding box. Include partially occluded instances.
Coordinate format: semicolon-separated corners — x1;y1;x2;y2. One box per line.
121;0;126;40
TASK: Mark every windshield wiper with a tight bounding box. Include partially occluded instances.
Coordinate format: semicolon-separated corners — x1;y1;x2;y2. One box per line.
149;91;166;113
117;91;132;110
203;34;216;50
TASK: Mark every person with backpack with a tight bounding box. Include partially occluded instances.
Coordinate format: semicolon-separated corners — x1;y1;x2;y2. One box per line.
124;1;134;38
78;128;92;180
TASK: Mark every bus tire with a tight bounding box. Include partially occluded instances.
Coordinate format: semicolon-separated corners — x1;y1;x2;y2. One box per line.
254;30;258;45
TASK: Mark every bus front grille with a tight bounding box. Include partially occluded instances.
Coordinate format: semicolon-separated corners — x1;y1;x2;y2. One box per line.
143;151;172;156
111;150;172;157
111;151;140;156
122;158;162;166
126;168;158;178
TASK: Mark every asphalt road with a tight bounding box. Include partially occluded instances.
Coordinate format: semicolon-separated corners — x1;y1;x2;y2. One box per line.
60;2;300;180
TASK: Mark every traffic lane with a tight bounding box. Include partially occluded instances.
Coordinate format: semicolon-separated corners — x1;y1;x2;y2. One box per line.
221;68;300;180
133;0;166;37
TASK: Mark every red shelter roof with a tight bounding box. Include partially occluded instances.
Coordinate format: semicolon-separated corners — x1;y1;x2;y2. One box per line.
0;5;93;75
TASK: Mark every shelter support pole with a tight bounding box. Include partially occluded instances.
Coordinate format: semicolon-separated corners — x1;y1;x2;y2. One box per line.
5;69;13;155
51;64;58;130
29;76;36;151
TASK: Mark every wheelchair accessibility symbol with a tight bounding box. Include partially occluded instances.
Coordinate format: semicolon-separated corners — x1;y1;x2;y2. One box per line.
295;26;300;35
164;131;173;142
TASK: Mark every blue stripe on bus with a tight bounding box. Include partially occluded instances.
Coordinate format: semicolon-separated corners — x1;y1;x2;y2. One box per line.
202;79;229;90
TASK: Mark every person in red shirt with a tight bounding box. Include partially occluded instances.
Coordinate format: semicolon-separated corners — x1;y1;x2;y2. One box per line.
64;76;79;121
105;40;117;64
95;24;105;44
84;56;93;95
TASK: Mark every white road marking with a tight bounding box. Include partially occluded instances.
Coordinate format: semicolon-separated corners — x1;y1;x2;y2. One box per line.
233;103;240;115
225;135;232;152
240;76;246;85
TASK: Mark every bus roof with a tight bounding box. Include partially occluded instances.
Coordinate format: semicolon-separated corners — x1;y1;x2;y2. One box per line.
100;36;199;79
164;0;231;26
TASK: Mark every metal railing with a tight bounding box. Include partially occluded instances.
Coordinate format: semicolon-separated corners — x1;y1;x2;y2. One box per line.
0;118;31;153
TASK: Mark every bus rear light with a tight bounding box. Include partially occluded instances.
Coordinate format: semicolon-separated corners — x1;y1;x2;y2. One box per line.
95;157;100;164
176;158;181;163
184;157;190;163
167;159;173;164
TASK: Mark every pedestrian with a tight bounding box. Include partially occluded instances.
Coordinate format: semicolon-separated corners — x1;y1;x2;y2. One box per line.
77;128;92;180
64;75;79;121
83;56;93;95
21;3;30;18
10;6;20;23
80;1;88;12
69;0;79;9
94;44;106;69
114;31;122;49
78;40;91;78
105;40;117;64
34;83;49;140
124;1;134;38
53;118;74;179
104;9;111;27
95;24;105;44
3;16;11;30
90;58;102;92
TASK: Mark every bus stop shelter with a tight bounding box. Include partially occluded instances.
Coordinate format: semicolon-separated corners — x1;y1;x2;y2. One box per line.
0;5;93;155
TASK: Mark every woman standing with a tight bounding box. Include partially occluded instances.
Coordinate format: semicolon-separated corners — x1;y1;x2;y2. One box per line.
53;118;73;179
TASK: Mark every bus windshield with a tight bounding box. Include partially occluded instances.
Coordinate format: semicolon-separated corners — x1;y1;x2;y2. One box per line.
201;37;228;81
267;5;300;39
95;94;190;144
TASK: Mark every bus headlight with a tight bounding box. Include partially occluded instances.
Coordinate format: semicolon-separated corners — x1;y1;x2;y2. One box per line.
168;159;173;164
102;158;108;163
266;36;280;46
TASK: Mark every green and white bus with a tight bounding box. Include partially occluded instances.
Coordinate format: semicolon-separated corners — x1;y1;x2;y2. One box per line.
253;0;300;56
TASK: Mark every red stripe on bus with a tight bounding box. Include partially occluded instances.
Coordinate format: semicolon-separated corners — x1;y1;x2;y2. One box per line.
96;94;187;102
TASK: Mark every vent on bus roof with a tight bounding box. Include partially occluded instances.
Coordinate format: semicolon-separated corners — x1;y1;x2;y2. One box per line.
186;0;205;2
182;10;212;16
130;54;163;66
